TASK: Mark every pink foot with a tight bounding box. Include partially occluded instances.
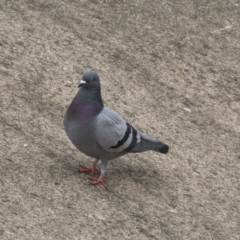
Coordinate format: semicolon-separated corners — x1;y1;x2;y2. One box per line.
79;163;100;175
89;174;107;188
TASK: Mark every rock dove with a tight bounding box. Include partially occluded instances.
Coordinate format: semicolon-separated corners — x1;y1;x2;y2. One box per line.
64;71;169;187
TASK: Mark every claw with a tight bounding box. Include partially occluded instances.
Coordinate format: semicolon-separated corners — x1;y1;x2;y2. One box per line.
88;174;107;188
79;163;100;175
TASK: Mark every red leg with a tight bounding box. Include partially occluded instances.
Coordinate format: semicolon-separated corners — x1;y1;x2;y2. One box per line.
89;174;107;188
79;161;100;175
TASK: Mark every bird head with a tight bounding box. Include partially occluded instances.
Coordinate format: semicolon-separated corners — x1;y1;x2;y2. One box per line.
78;71;100;89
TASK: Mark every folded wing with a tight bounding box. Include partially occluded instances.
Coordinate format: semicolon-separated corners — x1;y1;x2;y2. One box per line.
95;107;140;153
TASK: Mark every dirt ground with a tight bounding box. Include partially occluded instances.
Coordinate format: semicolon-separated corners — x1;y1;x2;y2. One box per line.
0;1;239;239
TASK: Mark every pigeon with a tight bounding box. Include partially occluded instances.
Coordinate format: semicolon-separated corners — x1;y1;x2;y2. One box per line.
64;71;169;187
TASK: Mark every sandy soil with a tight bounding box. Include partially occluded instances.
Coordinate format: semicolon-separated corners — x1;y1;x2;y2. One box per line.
0;1;239;239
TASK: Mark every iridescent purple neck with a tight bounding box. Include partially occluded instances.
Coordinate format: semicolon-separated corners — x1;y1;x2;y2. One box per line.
66;87;103;120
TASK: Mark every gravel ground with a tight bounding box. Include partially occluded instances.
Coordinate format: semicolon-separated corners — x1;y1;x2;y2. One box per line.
0;1;239;239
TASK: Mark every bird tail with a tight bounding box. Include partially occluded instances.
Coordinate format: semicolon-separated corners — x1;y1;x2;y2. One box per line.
130;131;169;154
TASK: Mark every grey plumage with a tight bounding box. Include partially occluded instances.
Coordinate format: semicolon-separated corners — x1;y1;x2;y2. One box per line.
64;71;169;187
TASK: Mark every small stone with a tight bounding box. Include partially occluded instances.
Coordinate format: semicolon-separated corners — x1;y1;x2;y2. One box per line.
184;108;191;112
168;209;179;213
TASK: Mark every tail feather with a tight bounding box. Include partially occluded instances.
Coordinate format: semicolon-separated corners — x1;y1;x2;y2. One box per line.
130;131;169;154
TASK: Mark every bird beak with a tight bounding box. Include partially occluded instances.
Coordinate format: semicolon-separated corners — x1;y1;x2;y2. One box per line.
78;80;86;88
